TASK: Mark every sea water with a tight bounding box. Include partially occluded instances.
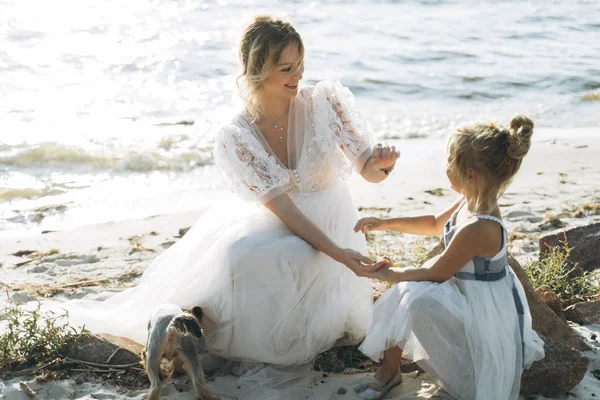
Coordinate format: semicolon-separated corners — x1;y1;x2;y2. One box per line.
1;0;598;234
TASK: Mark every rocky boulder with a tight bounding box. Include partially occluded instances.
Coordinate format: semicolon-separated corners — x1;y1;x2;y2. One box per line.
564;300;600;325
534;285;566;322
66;333;143;365
539;222;600;272
520;335;590;397
508;256;587;350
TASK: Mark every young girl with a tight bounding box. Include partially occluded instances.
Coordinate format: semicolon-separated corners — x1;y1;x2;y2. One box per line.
352;116;545;400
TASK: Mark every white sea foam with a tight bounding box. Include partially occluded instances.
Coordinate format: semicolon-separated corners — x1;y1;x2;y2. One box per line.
0;142;213;171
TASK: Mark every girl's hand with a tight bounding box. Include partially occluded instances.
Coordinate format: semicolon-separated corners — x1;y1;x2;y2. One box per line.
372;143;400;171
336;248;382;277
364;259;395;281
354;217;387;233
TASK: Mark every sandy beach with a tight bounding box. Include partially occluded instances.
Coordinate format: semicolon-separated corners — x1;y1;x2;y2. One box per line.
1;128;599;399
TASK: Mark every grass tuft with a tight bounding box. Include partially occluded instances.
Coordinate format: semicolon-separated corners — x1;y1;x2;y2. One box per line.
525;244;599;307
0;300;85;375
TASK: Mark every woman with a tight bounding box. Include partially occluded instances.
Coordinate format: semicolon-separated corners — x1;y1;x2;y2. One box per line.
66;15;399;386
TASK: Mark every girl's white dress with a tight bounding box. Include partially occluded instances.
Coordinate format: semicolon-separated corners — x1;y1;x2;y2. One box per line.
359;204;545;400
65;81;374;386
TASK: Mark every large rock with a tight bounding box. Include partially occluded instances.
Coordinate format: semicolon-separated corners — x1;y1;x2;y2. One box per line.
66;333;143;365
534;285;566;322
520;335;590;397
508;256;587;351
539;222;600;272
564;300;600;325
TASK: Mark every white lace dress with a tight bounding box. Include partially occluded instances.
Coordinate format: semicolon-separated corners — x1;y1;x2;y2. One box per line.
359;205;545;399
65;81;374;386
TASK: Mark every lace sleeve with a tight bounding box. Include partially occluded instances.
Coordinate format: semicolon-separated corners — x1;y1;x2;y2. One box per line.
318;81;374;171
213;123;290;203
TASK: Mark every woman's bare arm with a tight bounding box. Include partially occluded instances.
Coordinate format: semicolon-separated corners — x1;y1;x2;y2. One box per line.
265;194;381;276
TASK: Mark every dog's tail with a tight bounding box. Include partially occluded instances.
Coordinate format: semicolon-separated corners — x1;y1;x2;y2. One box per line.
168;307;204;339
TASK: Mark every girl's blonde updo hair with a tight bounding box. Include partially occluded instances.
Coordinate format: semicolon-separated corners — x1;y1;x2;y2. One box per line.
237;15;304;121
447;115;534;214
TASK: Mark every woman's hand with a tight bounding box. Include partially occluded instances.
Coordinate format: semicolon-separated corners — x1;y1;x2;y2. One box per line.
354;217;387;233
372;143;400;171
335;248;382;277
364;259;395;281
360;143;400;183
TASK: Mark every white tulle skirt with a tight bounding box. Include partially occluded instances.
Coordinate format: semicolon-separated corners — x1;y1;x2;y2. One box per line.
65;180;372;386
359;268;545;400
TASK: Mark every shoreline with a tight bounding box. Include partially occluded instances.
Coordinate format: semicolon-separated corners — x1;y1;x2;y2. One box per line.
2;126;599;239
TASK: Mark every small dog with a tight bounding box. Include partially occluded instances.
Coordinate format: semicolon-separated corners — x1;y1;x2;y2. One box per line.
142;303;219;400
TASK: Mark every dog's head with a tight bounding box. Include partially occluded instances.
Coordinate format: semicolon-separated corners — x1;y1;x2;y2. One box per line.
171;307;204;339
191;306;203;322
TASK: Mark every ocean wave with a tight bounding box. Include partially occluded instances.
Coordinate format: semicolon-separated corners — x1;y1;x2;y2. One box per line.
504;32;554;40
581;92;600;101
0;187;66;201
117;150;213;172
1;143;110;167
0;142;214;172
462;77;485;82
457;91;504;100
559;76;600;92
155;120;195;126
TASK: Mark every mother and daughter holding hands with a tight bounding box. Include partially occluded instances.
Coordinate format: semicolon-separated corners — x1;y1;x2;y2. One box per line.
70;15;545;400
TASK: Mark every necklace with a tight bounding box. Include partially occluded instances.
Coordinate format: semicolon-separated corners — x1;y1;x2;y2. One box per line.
260;112;287;142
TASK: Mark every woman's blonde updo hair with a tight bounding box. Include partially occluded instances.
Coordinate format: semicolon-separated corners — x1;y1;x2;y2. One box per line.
237;15;304;121
447;115;534;214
